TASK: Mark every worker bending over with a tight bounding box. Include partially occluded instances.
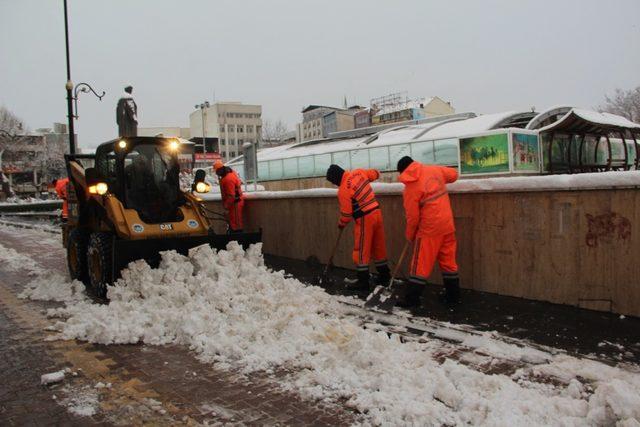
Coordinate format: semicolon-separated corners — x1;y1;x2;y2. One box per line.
397;156;460;307
53;177;70;221
214;161;244;233
326;164;390;291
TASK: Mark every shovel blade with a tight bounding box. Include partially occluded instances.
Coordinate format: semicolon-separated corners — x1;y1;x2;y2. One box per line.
364;285;399;311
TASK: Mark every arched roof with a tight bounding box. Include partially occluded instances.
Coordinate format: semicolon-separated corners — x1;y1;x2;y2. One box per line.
536;108;640;134
526;106;573;130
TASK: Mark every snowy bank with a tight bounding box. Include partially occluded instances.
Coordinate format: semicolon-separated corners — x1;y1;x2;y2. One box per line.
40;242;640;426
200;171;640;201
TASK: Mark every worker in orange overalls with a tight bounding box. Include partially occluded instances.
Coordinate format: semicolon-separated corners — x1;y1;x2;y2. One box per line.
214;161;244;233
53;177;70;221
326;164;390;291
397;156;460;307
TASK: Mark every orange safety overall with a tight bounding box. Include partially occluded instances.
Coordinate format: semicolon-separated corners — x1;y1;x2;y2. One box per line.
399;162;459;285
55;177;70;219
337;169;388;272
220;169;244;232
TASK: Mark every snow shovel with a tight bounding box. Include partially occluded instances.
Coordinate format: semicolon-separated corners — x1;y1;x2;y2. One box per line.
364;240;410;311
318;227;344;286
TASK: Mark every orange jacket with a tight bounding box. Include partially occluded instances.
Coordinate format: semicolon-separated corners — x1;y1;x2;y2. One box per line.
337;169;380;227
219;169;244;209
399;162;458;240
55;177;70;218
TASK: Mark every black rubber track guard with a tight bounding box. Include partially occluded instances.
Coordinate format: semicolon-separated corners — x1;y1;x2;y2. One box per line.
111;231;262;281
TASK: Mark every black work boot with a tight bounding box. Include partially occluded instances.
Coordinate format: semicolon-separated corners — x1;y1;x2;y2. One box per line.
346;270;370;292
440;273;461;305
375;264;391;287
397;282;423;308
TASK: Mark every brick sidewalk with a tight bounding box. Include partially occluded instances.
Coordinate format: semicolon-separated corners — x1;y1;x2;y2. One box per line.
0;227;357;426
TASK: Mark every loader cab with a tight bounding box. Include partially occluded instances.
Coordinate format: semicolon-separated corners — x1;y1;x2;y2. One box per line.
94;137;186;223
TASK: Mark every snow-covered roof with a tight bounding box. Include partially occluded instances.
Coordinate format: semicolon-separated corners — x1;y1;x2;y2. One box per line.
415;111;521;140
537;108;640;133
228;111;533;165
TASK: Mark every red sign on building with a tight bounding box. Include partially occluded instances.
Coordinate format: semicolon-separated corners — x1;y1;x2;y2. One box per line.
194;153;222;162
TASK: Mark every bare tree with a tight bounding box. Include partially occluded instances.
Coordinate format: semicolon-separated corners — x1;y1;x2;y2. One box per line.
0;106;27;196
262;119;289;143
599;86;640;123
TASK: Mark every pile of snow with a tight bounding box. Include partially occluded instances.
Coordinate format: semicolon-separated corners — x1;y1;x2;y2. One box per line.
42;242;640;425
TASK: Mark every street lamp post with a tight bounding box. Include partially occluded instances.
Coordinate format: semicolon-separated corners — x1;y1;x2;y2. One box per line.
63;0;104;156
194;101;210;154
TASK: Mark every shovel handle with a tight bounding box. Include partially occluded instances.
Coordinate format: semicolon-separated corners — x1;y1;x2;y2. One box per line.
324;227;344;273
389;241;410;287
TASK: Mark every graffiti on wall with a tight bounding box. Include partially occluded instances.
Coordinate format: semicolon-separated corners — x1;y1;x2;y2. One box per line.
585;212;631;247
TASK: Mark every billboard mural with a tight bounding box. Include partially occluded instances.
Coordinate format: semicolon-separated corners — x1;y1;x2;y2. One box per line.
512;133;540;172
460;133;510;174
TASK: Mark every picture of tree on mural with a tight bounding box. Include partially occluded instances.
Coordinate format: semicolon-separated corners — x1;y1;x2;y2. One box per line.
512;133;540;172
460;133;510;174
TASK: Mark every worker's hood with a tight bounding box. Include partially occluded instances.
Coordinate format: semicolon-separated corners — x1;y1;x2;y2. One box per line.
398;161;420;184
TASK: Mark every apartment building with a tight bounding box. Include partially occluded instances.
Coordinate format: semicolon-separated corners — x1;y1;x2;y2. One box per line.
300;105;363;141
371;96;455;126
189;101;262;161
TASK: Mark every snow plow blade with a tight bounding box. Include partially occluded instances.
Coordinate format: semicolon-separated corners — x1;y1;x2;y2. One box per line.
112;231;262;278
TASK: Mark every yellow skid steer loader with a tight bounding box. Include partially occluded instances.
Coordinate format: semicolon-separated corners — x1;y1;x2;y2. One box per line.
63;136;260;298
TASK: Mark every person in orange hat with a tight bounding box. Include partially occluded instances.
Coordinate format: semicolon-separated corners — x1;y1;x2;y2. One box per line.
326;164;390;291
53;177;70;221
214;161;244;233
396;155;460;307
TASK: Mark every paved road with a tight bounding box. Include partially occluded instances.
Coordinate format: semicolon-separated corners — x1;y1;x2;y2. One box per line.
0;226;356;426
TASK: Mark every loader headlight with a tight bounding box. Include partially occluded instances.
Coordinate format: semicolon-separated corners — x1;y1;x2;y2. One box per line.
117;139;127;149
169;139;179;151
89;182;108;195
195;182;210;193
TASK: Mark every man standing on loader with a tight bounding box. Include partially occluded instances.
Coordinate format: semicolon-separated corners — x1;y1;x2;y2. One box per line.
326;164;390;291
214;161;245;233
396;156;460;308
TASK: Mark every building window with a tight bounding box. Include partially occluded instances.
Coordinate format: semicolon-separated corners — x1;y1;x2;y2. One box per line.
238;139;244;145
237;125;244;133
221;139;226;145
230;151;236;157
219;125;224;132
246;125;253;132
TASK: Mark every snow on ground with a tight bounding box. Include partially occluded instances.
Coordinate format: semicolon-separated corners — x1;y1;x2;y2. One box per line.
58;384;99;417
19;274;87;303
34;242;640;426
0;240;44;275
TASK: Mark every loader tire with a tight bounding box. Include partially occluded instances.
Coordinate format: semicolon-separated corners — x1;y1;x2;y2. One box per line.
87;232;114;299
67;228;89;284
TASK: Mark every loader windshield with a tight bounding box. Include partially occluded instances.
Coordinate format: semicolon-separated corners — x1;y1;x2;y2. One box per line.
123;144;182;223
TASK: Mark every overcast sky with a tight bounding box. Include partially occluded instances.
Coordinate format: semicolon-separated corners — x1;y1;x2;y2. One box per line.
1;0;639;149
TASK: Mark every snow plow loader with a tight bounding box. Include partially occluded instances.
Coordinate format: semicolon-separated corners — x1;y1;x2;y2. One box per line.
62;136;261;298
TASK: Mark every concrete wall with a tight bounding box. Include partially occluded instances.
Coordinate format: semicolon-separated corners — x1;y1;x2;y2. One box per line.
205;186;640;317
